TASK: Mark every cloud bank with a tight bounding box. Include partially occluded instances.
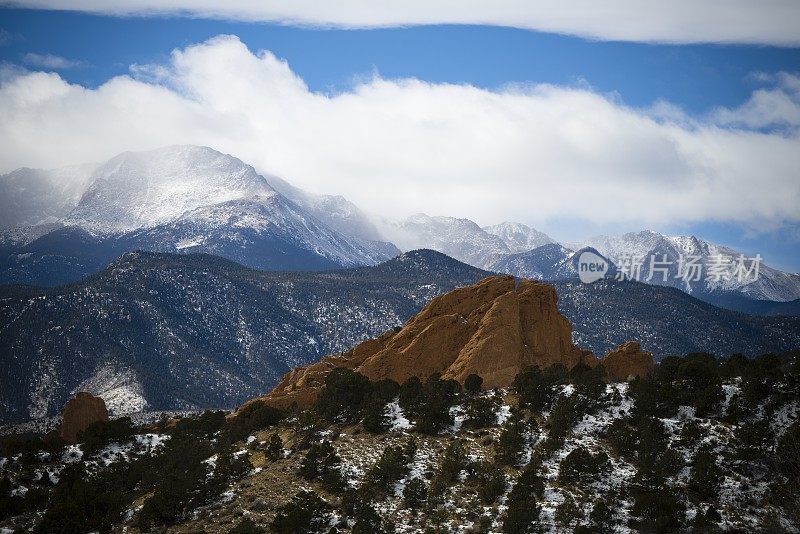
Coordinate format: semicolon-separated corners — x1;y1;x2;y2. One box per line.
0;35;799;230
7;0;800;46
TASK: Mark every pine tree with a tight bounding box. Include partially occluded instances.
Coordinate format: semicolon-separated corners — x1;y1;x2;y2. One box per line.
362;395;391;434
299;441;344;492
559;446;609;486
465;374;484;395
314;368;373;423
472;462;507;504
555;494;582;528
403;477;427;509
352;503;384;534
266;433;283;461
589;500;615;533
494;411;529;466
688;445;722;501
464;396;499;429
502;498;540;534
271;490;331;534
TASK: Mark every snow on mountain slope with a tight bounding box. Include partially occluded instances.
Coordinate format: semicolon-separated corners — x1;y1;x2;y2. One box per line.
578;230;800;302
4;146;798;303
0;250;493;423
65;145;275;232
490;243;620;283
71;363;148;417
490;243;576;280
387;213;511;269
131;194;394;268
483;221;555;253
263;173;390;245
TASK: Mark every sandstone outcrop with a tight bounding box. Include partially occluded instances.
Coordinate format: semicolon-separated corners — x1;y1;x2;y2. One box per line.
59;392;109;443
601;340;655;382
259;276;655;409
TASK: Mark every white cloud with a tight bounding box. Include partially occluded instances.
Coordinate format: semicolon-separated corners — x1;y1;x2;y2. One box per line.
22;53;85;70
712;72;800;130
9;0;800;46
0;35;798;231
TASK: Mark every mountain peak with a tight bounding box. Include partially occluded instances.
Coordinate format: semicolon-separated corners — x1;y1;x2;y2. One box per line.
373;249;491;278
483;221;555;253
391;215;509;268
65;145;275;232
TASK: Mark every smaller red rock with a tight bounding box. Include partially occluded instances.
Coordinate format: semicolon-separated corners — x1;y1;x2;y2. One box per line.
59;392;109;444
600;341;655;381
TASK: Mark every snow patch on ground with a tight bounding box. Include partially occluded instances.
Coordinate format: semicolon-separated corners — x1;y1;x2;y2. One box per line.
496;404;512;425
385;400;412;431
175;236;205;249
72;363;149;416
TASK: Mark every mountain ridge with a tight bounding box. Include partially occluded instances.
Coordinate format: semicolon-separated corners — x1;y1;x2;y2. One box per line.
2;145;799;305
2;249;798;425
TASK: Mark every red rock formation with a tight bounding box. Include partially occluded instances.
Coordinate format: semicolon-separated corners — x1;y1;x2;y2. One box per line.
59;392;109;443
261;276;596;408
601;341;655;382
256;276;655;410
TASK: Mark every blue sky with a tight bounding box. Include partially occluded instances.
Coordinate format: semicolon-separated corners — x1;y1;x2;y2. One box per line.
2;9;799;112
1;7;799;271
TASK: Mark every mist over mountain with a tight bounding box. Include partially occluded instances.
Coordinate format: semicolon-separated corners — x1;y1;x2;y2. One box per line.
65;146;276;232
0;165;95;228
385;214;513;269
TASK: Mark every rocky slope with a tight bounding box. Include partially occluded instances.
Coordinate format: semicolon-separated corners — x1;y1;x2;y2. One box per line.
58;392;109;444
1;351;797;533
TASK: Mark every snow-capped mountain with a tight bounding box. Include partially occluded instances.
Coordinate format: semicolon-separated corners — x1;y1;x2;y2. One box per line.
576;230;800;302
490;243;575;280
490;243;618;282
386;214;512;269
0;146;398;285
2;146;798;306
65;145;276;233
129;195;393;268
483;221;555;253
